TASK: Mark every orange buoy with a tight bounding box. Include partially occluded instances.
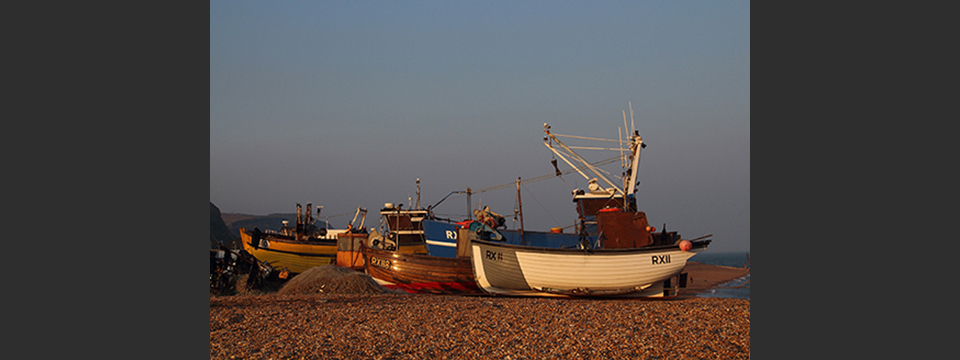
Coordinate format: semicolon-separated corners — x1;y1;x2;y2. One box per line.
678;240;692;252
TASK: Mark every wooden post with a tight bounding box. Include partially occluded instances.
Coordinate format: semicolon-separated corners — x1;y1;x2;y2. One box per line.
466;187;472;220
296;203;303;240
296;203;302;229
456;228;472;258
517;177;525;245
305;203;312;226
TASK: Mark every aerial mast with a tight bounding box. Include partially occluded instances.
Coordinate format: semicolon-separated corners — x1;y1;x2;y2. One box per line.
625;131;644;196
516;177;525;245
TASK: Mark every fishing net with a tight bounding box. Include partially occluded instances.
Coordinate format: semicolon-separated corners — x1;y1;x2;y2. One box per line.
277;265;390;295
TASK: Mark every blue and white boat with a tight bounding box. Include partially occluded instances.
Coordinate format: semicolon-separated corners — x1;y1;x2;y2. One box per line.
422;217;586;258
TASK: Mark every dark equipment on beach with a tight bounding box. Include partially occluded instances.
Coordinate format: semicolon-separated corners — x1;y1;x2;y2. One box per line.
210;238;289;295
210;248;238;296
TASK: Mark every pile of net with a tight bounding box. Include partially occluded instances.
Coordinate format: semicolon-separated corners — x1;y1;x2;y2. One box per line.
278;265;391;295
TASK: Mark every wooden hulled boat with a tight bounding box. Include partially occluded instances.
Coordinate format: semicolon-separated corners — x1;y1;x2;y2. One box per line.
240;204;365;274
240;226;342;275
361;233;479;294
373;200;429;255
359;181;479;293
334;200;433;271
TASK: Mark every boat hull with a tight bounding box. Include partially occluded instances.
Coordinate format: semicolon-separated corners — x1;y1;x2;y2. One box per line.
421;219;586;258
362;245;479;294
240;227;428;274
470;239;709;297
240;227;338;274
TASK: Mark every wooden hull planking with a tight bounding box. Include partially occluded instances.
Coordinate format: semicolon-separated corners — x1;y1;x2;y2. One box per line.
362;246;479;294
240;227;426;274
240;228;337;274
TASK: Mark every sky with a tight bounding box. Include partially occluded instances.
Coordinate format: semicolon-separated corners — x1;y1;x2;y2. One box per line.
210;1;750;252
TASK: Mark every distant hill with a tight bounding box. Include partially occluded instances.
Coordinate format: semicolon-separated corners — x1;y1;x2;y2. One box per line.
221;212;334;240
210;202;238;249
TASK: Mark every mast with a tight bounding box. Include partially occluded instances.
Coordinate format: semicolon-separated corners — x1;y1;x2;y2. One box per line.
622;110;629;168
296;203;303;234
624;133;644;196
466;187;472;220
541;104;646;203
305;203;312;226
622;110;629;194
516;177;525;245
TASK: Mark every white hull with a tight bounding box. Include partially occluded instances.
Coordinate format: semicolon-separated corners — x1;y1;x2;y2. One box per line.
470;240;706;297
371;277;397;287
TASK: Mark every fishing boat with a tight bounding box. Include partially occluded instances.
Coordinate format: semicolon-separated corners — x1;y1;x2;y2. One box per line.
335;186;435;272
361;230;479;294
360;180;484;293
471;238;707;297
421;184;587;258
372;203;430;254
422;216;587;258
365;179;431;255
240;204;367;274
469;110;711;297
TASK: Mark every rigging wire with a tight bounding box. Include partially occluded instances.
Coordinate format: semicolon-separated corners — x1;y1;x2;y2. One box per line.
430;153;626;221
521;182;562;228
556;173;574;192
470;154;625;194
552;147;620;179
322;210;360;219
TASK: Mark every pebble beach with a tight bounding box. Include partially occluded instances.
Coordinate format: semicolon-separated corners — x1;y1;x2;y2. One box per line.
210;262;750;359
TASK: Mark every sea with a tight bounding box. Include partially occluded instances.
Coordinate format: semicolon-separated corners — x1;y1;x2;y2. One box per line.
688;251;750;300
